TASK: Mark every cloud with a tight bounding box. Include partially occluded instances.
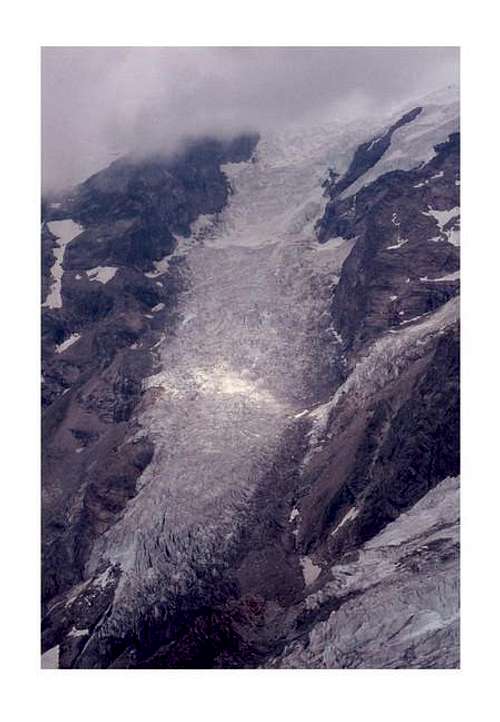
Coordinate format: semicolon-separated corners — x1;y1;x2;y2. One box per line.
42;46;459;191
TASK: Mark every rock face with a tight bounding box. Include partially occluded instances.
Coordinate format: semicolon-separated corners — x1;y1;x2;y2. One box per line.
318;130;459;351
41;87;460;669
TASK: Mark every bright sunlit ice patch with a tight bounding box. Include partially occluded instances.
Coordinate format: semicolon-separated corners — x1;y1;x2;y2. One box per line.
193;363;281;408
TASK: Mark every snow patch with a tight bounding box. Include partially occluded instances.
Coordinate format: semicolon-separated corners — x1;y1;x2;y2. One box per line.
365;137;381;152
55;333;80;354
423;206;460;246
68;626;89;638
294;408;310;420
300;556;322;586
420;271;460;282
423;206;460;230
399;313;428;326
331;506;360;537
386;238;408;250
446;228;460;247
41;645;59;669
145;257;171;278
86;266;117;284
43;220;83;309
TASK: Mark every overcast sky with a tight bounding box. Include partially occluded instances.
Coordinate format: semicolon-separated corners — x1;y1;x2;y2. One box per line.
41;46;459;191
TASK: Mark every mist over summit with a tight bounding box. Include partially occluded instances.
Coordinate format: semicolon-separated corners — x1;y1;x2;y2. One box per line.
42;47;458;191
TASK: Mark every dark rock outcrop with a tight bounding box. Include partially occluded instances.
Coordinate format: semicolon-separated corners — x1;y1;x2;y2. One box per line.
319;132;460;351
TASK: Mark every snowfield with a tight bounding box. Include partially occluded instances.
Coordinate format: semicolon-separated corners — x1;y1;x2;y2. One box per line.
341;85;459;198
43;220;83;309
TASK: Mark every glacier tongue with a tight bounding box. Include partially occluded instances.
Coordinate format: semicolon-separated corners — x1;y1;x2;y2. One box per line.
204;120;384;249
86;123;370;622
85;93;459;641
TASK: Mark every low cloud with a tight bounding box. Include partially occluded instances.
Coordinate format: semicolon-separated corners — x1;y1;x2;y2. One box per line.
42;46;459;191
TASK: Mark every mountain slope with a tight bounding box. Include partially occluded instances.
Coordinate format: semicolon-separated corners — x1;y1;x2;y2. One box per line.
41;86;460;669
